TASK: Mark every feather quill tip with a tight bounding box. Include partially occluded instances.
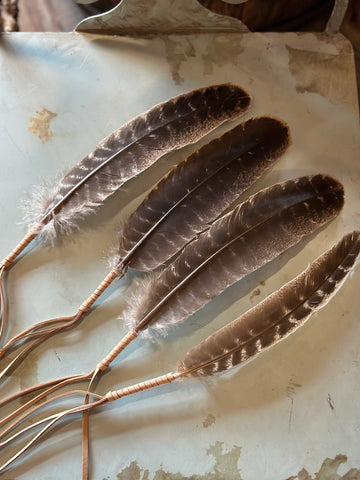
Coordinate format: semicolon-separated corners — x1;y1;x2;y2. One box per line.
21;181;83;245
122;272;161;337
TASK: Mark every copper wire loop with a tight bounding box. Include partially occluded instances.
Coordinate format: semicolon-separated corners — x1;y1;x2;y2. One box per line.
105;372;178;402
78;269;119;313
96;329;138;372
1;225;41;270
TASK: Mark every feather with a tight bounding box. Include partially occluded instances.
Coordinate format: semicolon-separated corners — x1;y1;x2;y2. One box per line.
178;231;360;377
124;174;344;336
113;116;291;273
24;83;251;243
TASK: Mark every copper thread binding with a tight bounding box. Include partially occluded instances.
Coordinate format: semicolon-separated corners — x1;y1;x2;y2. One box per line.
105;372;179;402
78;268;119;314
1;224;41;270
96;329;138;372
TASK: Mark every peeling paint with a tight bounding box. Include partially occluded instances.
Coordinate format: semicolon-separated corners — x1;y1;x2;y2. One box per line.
117;461;149;480
286;44;357;113
250;288;261;301
28;108;57;144
288;455;360;480
162;38;195;85
202;413;216;428
116;442;241;479
202;35;244;76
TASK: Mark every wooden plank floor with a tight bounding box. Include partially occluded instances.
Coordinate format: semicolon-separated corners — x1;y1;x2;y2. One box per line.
17;0;102;32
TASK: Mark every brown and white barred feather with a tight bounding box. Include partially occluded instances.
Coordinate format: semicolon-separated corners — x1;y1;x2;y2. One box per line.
123;174;344;337
24;84;250;243
178;231;360;377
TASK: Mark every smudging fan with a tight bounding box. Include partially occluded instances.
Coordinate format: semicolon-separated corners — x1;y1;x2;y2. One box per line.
0;174;343;403
0;173;344;442
1;231;358;475
0;83;251;344
0;116;289;377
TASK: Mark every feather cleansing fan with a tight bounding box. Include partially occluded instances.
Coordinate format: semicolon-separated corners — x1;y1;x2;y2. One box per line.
1;231;358;475
0;83;251;344
0;116;290;377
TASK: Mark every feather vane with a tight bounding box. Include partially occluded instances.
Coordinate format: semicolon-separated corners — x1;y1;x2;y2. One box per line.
124;175;344;335
178;231;360;377
114;116;291;272
26;84;250;242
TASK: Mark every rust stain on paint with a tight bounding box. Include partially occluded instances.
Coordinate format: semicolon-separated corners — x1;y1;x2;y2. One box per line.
286;41;357;113
202;413;216;428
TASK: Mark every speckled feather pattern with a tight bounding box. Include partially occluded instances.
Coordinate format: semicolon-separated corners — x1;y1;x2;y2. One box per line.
114;117;291;272
123;174;344;336
178;231;360;377
25;84;251;243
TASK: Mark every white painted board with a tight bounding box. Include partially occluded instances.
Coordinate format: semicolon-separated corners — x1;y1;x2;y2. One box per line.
0;31;359;480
